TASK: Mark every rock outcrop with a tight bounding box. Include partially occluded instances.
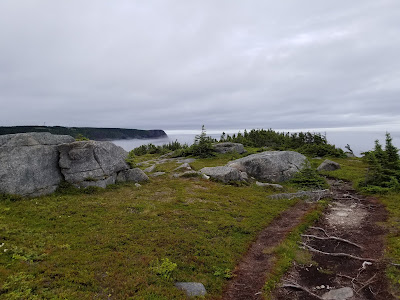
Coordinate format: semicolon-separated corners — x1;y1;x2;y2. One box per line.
317;159;341;172
213;142;245;154
227;151;308;182
58;141;129;188
0;132;150;196
199;166;242;183
0;132;75;196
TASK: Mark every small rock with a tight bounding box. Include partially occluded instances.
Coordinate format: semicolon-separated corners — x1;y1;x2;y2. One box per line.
322;287;353;300
116;168;149;183
173;171;199;178
317;159;341;172
175;282;207;297
173;163;192;171
135;183;141;187
199;166;242;183
213;142;245;154
151;172;166;177
144;165;156;173
255;181;284;189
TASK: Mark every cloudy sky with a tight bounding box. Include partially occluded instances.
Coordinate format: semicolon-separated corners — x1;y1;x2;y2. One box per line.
1;0;399;132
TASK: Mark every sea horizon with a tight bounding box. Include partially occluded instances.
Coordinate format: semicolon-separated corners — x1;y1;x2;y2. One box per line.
112;128;400;157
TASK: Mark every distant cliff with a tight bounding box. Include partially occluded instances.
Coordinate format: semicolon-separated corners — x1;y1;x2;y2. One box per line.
0;126;167;141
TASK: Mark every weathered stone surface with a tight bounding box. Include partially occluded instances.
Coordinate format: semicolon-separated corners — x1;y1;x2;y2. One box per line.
213;142;245;154
144;165;156;173
116;168;149;183
322;287;353;300
151;172;166;177
0;133;75;196
173;163;192;171
58;141;129;187
199;166;242;183
175;282;207;297
256;181;284;189
172;171;200;178
317;159;341;172
227;151;308;182
240;172;249;181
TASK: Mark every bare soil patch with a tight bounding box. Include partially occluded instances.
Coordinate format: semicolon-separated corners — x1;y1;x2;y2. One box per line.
221;201;315;300
273;179;395;300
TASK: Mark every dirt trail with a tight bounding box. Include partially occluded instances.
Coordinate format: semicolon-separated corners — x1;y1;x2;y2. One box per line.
221;201;316;300
273;179;395;300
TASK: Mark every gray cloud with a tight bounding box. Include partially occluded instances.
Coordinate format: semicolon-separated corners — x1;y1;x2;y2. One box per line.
0;0;399;131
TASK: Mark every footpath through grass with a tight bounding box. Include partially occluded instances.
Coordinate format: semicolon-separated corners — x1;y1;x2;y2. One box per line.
314;157;400;297
0;155;297;299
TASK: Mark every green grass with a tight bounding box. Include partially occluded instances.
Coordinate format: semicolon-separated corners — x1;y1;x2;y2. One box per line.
314;157;368;185
0;156;299;299
378;192;400;296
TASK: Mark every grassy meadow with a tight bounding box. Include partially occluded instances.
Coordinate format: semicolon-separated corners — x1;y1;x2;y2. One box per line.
0;151;300;299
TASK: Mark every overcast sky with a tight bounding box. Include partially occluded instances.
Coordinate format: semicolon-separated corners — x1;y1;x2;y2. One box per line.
1;1;399;132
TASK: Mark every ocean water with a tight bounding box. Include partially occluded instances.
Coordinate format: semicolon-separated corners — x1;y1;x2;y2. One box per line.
112;129;400;157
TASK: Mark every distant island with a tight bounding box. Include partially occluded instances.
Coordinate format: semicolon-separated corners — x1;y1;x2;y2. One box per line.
0;126;167;141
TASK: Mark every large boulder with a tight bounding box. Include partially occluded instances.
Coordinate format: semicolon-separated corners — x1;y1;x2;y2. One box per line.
213;142;245;154
199;166;242;183
227;151;308;182
58;141;129;188
0;132;75;196
317;159;341;172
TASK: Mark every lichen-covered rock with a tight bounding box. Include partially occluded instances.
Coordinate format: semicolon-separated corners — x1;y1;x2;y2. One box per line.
116;168;149;183
199;166;242;183
0;132;75;196
58;141;129;188
317;159;341;172
227;151;308;182
213;142;245;154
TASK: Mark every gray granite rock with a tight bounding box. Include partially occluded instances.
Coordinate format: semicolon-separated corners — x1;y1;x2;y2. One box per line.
151;172;166;177
227;151;308;182
317;159;341;172
240;171;249;181
173;171;200;178
255;181;284;189
58;140;129;188
322;287;353;300
173;163;192;171
213;142;245;154
144;165;156;173
0;133;75;196
116;168;149;183
175;282;207;297
199;166;242;183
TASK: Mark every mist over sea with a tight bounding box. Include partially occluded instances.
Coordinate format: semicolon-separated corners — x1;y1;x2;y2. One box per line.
112;129;400;157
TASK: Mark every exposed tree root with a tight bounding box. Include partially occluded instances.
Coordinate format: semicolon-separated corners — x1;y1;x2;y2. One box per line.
300;242;377;262
301;234;363;249
281;282;323;300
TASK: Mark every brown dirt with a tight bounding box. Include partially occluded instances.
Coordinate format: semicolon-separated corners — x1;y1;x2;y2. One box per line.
221;200;316;300
272;179;395;300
